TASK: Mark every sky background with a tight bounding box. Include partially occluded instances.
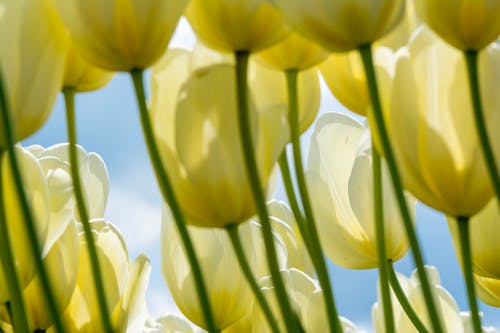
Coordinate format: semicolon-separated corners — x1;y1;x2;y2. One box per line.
22;18;500;332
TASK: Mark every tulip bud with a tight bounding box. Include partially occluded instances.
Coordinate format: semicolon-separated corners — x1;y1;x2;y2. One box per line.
414;0;500;50
0;0;67;146
186;0;289;53
306;113;411;269
55;0;189;71
271;0;405;52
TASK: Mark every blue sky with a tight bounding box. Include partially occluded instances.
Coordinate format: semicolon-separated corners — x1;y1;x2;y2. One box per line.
23;18;500;332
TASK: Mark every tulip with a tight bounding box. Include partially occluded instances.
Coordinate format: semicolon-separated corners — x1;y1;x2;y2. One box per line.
378;27;500;217
186;0;288;53
0;0;67;146
474;274;500;307
151;48;288;227
373;266;467;332
306;112;411;269
62;42;114;92
54;0;189;71
0;147;50;304
255;32;329;71
52;219;151;333
414;0;500;51
161;206;267;330
320;46;395;116
271;0;405;52
145;315;199;333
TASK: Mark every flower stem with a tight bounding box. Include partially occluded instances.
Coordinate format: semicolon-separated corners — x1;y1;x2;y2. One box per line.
464;50;500;209
456;216;482;333
225;224;280;333
130;69;218;333
358;43;444;333
388;260;429;333
235;51;300;333
63;88;113;333
0;150;31;333
285;69;343;333
0;69;64;332
372;147;395;333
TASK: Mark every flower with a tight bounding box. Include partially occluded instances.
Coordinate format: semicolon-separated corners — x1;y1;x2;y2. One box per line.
54;0;189;71
271;0;405;52
377;27;500;217
306;113;411;269
151;47;288;227
0;0;67;146
414;0;500;50
186;0;288;53
255;32;329;71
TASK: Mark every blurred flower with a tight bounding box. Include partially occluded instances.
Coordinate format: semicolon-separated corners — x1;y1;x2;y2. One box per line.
307;113;411;269
255;32;329;71
55;0;189;71
372;266;497;332
320;46;395;116
0;0;67;146
62;41;114;92
253;268;363;332
143;315;201;333
377;27;500;217
414;0;500;50
186;0;288;53
50;219;151;333
271;0;404;52
378;0;420;51
151;48;288;227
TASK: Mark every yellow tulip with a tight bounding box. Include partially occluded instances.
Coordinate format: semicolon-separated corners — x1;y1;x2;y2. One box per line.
62;42;114;92
320;47;395;116
378;27;500;217
29;143;110;220
306;113;411;269
55;0;189;71
414;0;500;50
56;219;151;333
271;0;405;52
186;0;289;53
474;274;500;307
372;266;465;332
378;0;420;51
0;0;67;146
151;48;288;227
255;32;329;71
162;205;284;330
0;147;50;304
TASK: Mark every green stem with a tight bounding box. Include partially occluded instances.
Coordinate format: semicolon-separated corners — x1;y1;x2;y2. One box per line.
456;216;482;333
372;147;395;333
129;69;217;333
0;68;64;333
388;261;429;333
234;51;300;333
285;69;343;333
0;150;31;333
358;44;444;333
278;152;312;256
63;88;113;333
464;50;500;209
225;224;280;333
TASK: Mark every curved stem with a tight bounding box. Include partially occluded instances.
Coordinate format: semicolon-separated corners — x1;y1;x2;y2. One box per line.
464;50;500;209
358;44;444;333
388;261;429;333
130;69;218;333
235;51;300;333
372;147;394;333
0;150;31;333
285;69;343;333
278;152;312;255
225;224;280;333
0;68;64;333
63;88;113;333
456;216;481;333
